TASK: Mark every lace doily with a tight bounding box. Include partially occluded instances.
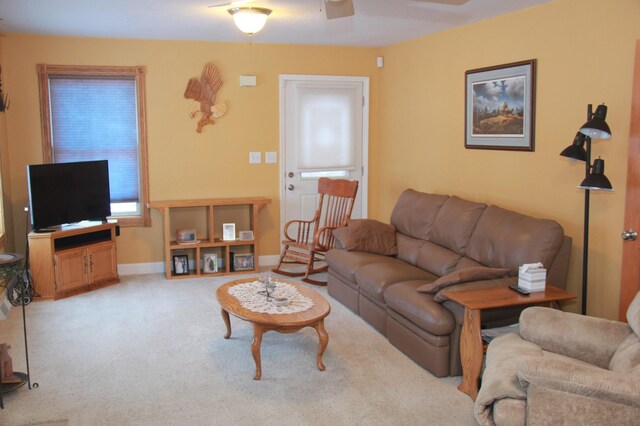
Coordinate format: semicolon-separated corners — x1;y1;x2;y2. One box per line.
227;281;314;314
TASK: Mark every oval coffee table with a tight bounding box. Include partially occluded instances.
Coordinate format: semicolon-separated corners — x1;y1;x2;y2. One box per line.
216;278;331;380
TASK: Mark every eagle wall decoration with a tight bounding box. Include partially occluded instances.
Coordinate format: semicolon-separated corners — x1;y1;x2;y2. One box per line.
184;63;228;133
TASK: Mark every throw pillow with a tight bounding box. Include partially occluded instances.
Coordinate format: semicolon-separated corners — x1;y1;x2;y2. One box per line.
332;226;350;249
416;266;510;293
346;219;398;256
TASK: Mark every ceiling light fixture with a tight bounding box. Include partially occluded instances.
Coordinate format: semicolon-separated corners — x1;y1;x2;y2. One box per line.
228;7;271;36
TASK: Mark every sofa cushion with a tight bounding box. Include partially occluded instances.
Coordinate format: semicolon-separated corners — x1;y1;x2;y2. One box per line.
390;190;448;240
396;233;425;266
345;219;398;256
465;205;564;274
415;241;461;277
325;249;396;283
416;266;511;293
609;333;640;373
434;277;516;303
429;196;486;254
356;262;436;304
332;226;349;249
384;281;455;335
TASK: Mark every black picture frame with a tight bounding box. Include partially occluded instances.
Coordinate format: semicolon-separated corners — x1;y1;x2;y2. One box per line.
465;59;536;151
173;254;189;276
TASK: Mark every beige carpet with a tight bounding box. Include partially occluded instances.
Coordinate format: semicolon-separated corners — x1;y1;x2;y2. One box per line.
0;273;475;425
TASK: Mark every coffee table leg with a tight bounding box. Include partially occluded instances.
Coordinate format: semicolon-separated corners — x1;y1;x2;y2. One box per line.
458;307;483;400
251;324;265;380
313;319;329;371
221;308;231;339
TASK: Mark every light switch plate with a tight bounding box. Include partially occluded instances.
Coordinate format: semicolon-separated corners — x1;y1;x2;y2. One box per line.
249;152;261;164
265;151;277;164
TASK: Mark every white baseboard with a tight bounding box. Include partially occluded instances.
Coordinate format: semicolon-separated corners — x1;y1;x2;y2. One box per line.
118;262;164;276
117;255;279;276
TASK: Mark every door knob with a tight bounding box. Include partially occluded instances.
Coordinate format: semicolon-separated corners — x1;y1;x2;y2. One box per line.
621;229;638;241
287;184;295;191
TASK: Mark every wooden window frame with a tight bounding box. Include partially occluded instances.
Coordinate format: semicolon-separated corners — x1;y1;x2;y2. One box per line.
36;64;151;228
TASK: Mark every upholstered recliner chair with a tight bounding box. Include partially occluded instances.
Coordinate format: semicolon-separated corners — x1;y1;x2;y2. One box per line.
475;292;640;426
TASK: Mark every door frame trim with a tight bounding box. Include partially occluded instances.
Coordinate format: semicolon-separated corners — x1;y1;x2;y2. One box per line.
278;74;370;242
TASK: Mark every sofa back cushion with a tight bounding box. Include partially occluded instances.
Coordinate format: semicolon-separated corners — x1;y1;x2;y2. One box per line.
416;241;461;276
465;205;565;274
390;190;448;240
429;196;486;254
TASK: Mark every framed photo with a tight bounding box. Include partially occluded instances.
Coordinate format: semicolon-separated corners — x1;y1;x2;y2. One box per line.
203;253;218;273
222;223;236;241
172;254;189;276
176;228;200;245
465;59;536;151
238;230;254;241
233;253;255;271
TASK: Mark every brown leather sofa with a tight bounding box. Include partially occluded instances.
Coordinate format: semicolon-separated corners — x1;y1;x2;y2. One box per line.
326;189;572;377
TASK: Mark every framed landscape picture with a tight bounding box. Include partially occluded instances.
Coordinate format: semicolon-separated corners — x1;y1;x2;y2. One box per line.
465;59;536;151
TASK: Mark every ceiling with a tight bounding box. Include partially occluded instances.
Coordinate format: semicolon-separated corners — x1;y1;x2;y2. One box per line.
0;0;554;47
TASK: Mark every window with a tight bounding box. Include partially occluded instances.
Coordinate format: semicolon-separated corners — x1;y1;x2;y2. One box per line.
37;65;150;227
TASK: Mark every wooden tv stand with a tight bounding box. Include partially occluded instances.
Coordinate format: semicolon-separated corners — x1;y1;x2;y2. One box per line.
28;221;120;300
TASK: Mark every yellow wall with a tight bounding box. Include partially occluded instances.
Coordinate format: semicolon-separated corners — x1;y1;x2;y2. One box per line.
1;0;639;319
0;35;379;264
0;38;14;253
379;0;640;318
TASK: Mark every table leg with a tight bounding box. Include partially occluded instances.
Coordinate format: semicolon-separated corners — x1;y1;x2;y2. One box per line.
313;319;329;371
458;307;483;400
251;324;265;380
221;308;231;339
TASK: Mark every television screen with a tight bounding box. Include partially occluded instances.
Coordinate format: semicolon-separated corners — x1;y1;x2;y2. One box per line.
27;160;112;230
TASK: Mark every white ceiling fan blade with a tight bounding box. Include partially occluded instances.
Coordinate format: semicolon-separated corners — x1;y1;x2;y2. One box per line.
208;0;252;9
324;0;355;20
412;0;470;5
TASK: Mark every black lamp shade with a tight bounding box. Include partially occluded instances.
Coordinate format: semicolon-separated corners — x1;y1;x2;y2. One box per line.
578;158;614;191
580;104;612;139
560;132;588;161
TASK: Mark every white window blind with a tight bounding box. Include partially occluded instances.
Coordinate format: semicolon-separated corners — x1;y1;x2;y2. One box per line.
49;76;140;203
297;87;356;171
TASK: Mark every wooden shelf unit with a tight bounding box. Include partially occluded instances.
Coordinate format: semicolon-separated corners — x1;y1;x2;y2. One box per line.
28;221;120;300
149;197;271;280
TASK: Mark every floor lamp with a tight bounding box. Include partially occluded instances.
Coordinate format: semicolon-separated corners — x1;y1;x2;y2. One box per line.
560;104;613;315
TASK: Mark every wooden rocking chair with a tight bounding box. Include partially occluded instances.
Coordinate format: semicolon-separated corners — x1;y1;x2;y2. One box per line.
273;177;359;285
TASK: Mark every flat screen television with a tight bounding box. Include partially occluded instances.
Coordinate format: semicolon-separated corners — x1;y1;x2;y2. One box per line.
27;160;112;231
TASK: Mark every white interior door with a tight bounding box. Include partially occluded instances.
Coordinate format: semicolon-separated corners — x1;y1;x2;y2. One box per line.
280;75;369;237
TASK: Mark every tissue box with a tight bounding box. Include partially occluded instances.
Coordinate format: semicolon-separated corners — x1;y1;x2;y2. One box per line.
518;265;546;291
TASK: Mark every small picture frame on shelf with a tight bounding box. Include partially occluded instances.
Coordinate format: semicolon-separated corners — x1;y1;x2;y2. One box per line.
203;254;218;273
176;228;200;245
173;254;189;276
233;253;255;271
222;223;236;241
238;230;254;241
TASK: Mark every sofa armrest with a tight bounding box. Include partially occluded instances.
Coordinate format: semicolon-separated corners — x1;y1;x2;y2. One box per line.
517;357;640;409
520;307;632;369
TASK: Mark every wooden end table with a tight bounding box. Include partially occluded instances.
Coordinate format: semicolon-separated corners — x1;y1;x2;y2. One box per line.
216;278;331;380
446;285;576;400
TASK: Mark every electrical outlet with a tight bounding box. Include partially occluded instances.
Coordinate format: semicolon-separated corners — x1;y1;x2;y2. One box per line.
265;152;277;164
249;152;261;164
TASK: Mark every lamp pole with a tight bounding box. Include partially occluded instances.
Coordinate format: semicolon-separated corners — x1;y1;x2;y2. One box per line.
581;104;593;315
